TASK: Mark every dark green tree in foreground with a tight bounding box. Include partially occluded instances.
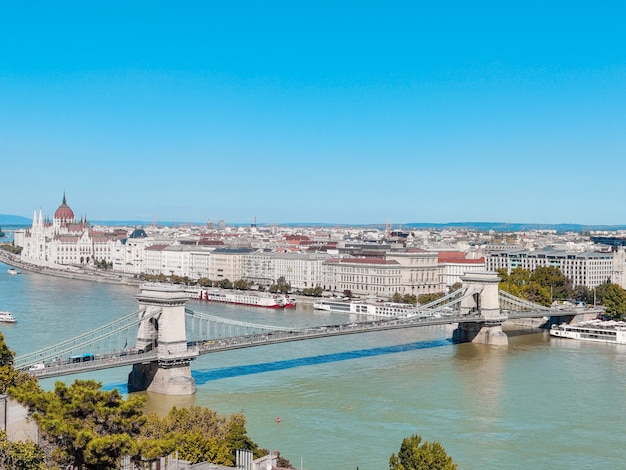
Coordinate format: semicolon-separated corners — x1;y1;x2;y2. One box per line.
12;379;146;469
0;431;46;470
389;434;457;470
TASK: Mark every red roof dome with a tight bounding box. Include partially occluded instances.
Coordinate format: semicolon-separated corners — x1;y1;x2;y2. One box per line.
54;194;75;221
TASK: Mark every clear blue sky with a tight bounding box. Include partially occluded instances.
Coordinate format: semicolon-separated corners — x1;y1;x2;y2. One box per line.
1;1;625;225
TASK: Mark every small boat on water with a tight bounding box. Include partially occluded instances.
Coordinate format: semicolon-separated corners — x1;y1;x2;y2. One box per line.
7;268;20;275
0;310;17;323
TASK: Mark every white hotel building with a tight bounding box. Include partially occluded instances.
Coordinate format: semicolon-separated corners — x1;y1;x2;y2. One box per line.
485;248;614;289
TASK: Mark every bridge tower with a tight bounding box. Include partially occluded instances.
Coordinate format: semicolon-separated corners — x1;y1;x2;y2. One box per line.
128;285;198;395
453;271;508;345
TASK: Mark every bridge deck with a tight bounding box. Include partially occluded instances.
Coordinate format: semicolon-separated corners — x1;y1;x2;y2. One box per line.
25;308;586;379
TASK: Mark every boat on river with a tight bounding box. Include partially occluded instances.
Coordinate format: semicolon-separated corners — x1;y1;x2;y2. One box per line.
7;268;20;275
187;288;288;309
550;319;626;344
313;299;418;318
0;310;17;323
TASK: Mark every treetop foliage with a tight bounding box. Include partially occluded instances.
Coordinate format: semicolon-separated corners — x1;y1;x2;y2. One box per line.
0;329;270;469
389;434;457;470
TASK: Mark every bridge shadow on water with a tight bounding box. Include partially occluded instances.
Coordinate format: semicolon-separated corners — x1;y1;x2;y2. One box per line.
193;338;453;385
103;338;453;393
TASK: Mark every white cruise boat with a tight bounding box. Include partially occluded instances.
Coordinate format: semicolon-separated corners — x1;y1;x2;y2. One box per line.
550;319;626;344
313;299;418;318
0;310;17;323
7;268;20;275
187;288;287;309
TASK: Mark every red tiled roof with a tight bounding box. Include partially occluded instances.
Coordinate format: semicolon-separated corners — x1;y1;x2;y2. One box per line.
145;244;169;251
438;251;467;262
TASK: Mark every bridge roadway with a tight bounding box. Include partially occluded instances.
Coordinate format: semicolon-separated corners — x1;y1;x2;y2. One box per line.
25;307;580;380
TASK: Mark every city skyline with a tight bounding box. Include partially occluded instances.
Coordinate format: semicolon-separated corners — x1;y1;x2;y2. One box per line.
2;2;625;225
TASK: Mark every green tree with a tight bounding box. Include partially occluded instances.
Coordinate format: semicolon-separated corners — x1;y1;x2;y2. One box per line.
573;285;592;304
234;278;250;290
402;294;418;305
418;292;445;306
140;406;258;466
523;283;551;307
0;332;38;395
448;282;463;294
269;276;291;294
198;277;213;287
597;283;626;320
389;434;457;470
170;275;190;285
392;292;403;303
302;285;323;297
498;267;554;307
0;431;46;470
218;278;233;289
12;380;146;470
530;266;572;301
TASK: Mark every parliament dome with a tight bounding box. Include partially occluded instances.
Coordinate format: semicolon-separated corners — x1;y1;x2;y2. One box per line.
54;194;75;221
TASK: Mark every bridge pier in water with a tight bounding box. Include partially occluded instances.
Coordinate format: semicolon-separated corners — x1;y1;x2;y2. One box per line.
128;285;198;395
453;271;508;346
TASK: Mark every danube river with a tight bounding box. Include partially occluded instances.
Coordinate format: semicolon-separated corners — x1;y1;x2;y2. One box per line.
1;261;625;469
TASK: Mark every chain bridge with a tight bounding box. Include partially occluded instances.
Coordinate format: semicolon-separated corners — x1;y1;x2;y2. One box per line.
15;272;595;395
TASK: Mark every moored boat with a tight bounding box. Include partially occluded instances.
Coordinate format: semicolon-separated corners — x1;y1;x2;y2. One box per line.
550;319;626;344
186;288;286;308
0;310;17;323
313;299;418;318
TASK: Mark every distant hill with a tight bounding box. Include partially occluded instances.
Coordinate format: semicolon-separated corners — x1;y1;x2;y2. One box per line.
402;222;626;233
2;213;626;233
0;214;31;225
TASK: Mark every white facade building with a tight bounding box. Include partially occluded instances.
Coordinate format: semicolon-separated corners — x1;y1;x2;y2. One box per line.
485;248;613;288
323;249;443;297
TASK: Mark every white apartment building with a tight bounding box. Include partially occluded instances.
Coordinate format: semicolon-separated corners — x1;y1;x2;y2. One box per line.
323;249;443;297
437;252;486;287
485;248;613;288
241;251;274;286
112;228;155;274
209;248;254;281
143;244;216;279
271;252;330;289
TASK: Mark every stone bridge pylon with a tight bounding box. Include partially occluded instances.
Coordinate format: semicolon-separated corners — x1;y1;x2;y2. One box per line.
128;285;198;395
453;271;508;345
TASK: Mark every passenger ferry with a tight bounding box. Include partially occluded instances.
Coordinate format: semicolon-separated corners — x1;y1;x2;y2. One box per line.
186;288;288;309
0;310;17;323
550;319;626;344
313;299;418;318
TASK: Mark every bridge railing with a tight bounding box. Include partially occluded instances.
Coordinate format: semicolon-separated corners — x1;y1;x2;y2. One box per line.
14;308;156;369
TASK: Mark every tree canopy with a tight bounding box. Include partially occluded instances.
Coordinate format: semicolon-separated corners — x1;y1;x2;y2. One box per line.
596;282;626;319
389;434;457;470
0;329;275;469
11;379;147;470
497;267;573;307
139;406;259;466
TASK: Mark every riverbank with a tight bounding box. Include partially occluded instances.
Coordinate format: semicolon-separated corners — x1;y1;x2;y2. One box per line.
0;248;142;287
0;248;321;307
